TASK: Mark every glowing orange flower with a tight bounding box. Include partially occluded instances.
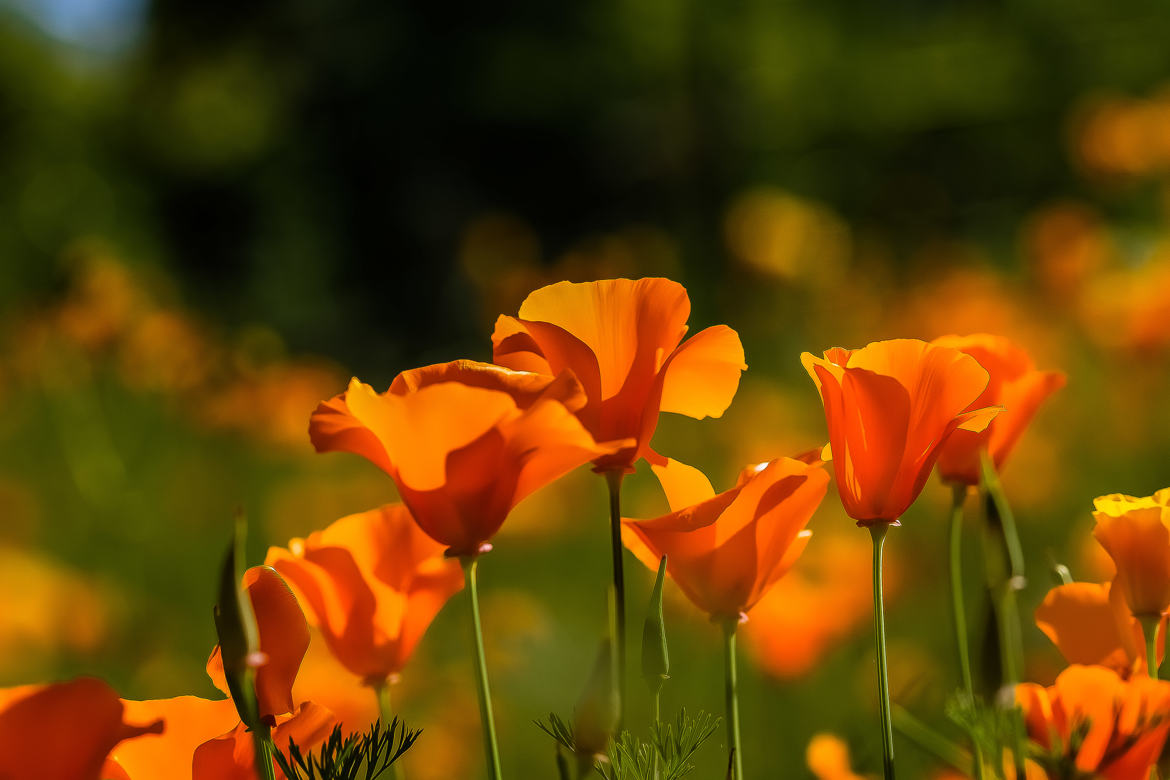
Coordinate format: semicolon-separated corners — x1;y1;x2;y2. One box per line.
806;733;864;780
206;565;310;723
0;677;161;780
491;278;747;474
801;339;999;525
622;454;829;621
1093;490;1170;618
931;334;1065;486
191;702;337;780
1034;581;1164;676
1017;665;1170;779
266;503;464;685
310;360;621;555
104;697;240;780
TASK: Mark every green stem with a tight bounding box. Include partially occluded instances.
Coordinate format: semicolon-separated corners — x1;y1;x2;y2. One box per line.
722;620;743;780
463;557;503;780
870;524;896;780
948;485;985;780
252;722;276;780
375;682;402;780
892;704;972;775
652;690;661;780
1141;616;1161;680
605;470;627;726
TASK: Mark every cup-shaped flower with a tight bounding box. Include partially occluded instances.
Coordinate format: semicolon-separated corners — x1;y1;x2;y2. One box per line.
621;454;830;622
1093;490;1170;619
1016;665;1170;780
206;565;310;723
491;278;747;474
801;339;1000;525
266;503;464;686
310;360;625;556
0;678;162;780
931;334;1065;485
1035;581;1164;676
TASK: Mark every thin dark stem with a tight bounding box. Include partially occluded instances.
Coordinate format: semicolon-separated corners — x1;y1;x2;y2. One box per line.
463;557;502;780
723;620;743;780
870;524;895;780
605;470;627;726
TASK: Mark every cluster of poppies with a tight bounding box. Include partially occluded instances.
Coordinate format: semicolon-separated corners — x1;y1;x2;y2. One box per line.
3;276;1170;780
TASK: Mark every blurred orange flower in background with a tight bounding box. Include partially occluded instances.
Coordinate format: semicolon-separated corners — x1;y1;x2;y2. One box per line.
206;565;310;723
1092;489;1170;618
931;334;1065;486
1034;582;1164;676
491;277;747;474
310;360;620;555
801;339;999;525
806;733;865;780
266;503;464;686
1017;664;1170;779
0;677;162;780
622;454;829;621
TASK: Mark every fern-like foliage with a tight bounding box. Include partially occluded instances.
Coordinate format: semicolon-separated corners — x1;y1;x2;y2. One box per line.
536;709;719;780
271;717;420;780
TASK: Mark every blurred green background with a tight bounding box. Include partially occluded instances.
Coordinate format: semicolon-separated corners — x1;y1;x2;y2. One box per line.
2;0;1170;776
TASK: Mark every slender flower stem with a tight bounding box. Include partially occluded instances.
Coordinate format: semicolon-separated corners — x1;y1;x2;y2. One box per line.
947;485;985;780
252;722;276;780
462;557;502;780
722;619;743;780
651;689;661;780
375;682;402;780
870;523;896;780
605;470;627;726
1141;616;1161;680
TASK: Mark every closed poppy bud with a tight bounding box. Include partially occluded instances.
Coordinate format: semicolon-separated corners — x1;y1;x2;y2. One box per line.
622;454;829;622
207;566;311;723
1017;665;1170;779
932;334;1065;486
491;278;747;474
1092;489;1170;619
265;503;464;685
310;360;625;556
0;678;162;780
802;339;1000;525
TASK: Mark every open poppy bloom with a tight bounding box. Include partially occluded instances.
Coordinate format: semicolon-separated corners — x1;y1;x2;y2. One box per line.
1016;664;1170;779
206;565;311;724
310;360;623;556
266;503;464;686
1092;490;1170;619
490;278;747;474
931;334;1065;486
621;454;830;622
103;696;241;780
1034;581;1165;676
0;677;162;780
801;339;1000;525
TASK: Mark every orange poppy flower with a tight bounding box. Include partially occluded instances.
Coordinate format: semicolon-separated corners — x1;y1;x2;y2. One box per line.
801;339;1000;525
491;278;747;474
266;502;464;685
310;360;622;556
1093;490;1170;618
0;677;161;780
1034;581;1164;676
621;454;829;622
806;733;864;780
931;334;1065;486
104;696;240;780
1016;664;1170;779
191;702;337;780
206;565;311;723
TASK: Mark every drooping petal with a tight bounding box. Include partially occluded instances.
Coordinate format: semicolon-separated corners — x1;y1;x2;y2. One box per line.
308;388;394;474
658;325;747;420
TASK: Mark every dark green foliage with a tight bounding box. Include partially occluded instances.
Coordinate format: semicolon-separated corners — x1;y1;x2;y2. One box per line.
271;718;420;780
536;709;719;780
